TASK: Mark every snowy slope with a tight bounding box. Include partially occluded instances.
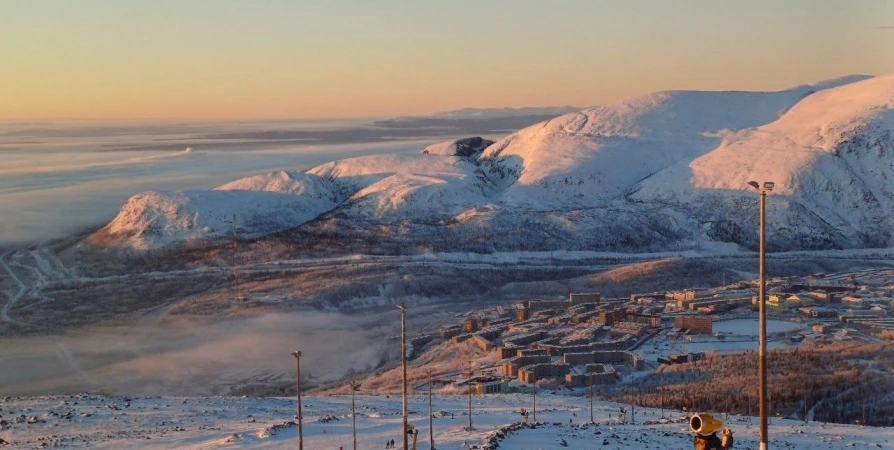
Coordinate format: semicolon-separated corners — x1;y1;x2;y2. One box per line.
93;171;344;249
479;75;873;208
422;137;494;157
631;74;894;249
3;394;893;449
93;74;894;252
307;153;491;221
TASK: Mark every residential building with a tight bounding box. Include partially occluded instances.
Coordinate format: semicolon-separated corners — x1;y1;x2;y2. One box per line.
674;316;713;335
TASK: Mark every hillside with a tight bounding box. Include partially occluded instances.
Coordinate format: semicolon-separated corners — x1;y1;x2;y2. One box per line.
631;73;894;249
3;393;893;449
91;74;894;253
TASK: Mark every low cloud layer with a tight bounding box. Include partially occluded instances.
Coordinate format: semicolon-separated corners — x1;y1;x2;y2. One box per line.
0;311;392;396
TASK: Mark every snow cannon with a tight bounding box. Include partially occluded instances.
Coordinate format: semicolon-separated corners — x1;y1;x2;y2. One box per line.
689;413;734;450
405;423;419;450
689;413;722;436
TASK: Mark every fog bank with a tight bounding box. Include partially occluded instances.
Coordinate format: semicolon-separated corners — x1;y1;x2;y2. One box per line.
0;311;390;396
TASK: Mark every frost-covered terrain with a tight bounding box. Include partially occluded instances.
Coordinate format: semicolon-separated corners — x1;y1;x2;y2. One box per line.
2;394;892;449
93;74;894;252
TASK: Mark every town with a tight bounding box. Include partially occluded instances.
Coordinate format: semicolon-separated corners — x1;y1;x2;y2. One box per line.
402;268;894;396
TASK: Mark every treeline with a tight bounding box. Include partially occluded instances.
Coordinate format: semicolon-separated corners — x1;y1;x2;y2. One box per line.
606;342;894;426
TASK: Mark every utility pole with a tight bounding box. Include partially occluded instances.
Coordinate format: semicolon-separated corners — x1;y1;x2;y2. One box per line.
350;381;360;450
398;303;408;450
803;393;808;424
532;383;536;423
291;351;304;450
862;397;866;426
227;214;241;303
467;360;474;431
589;377;594;423
427;369;435;450
660;385;665;419
749;180;774;450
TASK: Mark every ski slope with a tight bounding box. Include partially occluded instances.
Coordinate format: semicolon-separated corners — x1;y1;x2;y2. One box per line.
2;394;891;449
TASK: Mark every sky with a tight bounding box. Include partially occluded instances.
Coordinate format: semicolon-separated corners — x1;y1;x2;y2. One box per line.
2;0;894;121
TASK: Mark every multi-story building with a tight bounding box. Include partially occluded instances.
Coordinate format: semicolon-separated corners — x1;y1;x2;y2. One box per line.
471;377;510;395
674;316;713;335
518;363;571;384
569;293;601;305
464;317;479;333
500;355;552;377
565;364;617;387
438;325;462;340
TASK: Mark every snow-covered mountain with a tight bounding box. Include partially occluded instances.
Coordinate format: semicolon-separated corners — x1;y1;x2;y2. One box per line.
432;105;583;119
95;171;345;248
93;74;894;252
630;74;894;249
384;106;583;122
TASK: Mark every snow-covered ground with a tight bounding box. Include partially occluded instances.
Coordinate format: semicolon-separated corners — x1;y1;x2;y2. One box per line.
636;323;807;363
713;319;807;336
2;394;892;449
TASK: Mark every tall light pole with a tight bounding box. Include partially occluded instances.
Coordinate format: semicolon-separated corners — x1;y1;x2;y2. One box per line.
291;350;304;450
350;381;360;450
398;303;409;450
659;371;666;420
532;382;536;423
748;180;774;450
660;385;665;419
467;360;474;431
225;214;240;303
589;377;594;423
427;369;435;450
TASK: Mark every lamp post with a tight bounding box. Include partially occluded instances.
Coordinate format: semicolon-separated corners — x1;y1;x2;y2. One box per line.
291;350;304;450
589;377;594;423
350;381;360;450
467;360;474;431
532;382;536;423
427;369;435;450
657;372;665;419
748;180;774;450
398;303;409;450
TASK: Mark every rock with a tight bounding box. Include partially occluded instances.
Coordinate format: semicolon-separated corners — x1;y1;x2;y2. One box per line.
422;137;494;157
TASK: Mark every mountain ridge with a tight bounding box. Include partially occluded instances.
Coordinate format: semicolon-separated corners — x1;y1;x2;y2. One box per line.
90;74;894;253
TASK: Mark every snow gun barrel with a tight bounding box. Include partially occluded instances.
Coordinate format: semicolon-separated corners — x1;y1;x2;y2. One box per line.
689;413;723;436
